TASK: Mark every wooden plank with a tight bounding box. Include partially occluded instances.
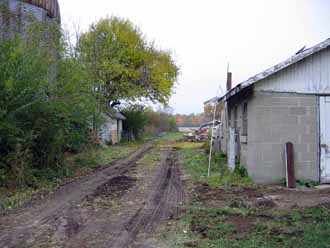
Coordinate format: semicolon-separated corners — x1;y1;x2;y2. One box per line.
285;142;296;188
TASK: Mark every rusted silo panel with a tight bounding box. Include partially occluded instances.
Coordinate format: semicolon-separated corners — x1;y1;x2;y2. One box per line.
23;0;60;21
0;0;60;40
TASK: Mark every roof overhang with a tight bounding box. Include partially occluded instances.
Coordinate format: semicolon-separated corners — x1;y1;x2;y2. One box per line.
204;37;330;104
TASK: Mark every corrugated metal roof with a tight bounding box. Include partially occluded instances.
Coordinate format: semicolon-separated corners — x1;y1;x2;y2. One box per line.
205;37;330;104
106;108;126;120
114;112;126;120
22;0;60;21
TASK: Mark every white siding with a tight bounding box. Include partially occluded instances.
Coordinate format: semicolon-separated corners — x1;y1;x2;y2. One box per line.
99;115;113;144
255;47;330;94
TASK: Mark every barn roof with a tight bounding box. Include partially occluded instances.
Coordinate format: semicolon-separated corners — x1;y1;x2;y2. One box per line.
106;108;126;121
205;37;330;104
22;0;61;21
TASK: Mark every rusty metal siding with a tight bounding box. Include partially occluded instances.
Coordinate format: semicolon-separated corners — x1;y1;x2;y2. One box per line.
23;1;46;21
255;47;330;94
22;0;60;20
1;0;43;39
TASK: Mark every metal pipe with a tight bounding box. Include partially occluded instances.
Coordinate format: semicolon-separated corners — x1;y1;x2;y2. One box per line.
208;85;224;177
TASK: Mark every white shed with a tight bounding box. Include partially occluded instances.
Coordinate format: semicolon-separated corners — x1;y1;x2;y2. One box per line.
99;109;126;145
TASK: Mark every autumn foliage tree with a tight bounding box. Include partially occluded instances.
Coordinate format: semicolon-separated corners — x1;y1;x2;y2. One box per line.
203;103;224;120
121;104;177;139
0;15;179;188
78;17;179;106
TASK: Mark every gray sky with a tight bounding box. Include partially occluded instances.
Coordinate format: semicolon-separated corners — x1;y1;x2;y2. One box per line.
59;0;330;114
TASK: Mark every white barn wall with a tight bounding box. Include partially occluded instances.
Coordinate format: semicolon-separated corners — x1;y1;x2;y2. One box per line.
255;47;330;94
235;46;330;183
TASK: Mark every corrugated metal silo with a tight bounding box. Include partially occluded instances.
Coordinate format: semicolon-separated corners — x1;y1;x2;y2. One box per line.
0;0;60;40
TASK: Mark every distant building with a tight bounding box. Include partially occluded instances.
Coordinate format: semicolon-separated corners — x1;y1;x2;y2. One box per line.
205;37;330;184
99;109;126;145
0;0;61;40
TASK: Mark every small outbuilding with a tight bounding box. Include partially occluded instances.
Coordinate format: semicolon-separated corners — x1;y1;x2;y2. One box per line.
99;109;126;145
206;37;330;184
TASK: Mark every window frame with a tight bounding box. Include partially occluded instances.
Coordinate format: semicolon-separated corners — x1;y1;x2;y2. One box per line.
242;102;248;137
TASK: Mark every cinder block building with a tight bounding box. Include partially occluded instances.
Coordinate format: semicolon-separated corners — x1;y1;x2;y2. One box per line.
206;37;330;184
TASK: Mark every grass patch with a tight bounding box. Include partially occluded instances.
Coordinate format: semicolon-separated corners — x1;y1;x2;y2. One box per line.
71;141;142;172
137;146;162;169
177;141;253;187
173;206;330;248
157;131;184;145
0;132;183;212
170;139;330;248
174;142;205;150
0;140;144;212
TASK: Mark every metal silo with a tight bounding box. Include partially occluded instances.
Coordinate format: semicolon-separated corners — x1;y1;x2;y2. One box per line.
0;0;61;40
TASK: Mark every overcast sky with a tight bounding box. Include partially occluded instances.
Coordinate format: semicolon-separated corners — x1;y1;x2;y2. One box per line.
58;0;330;114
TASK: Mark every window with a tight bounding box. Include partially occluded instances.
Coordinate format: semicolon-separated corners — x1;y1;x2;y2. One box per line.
242;102;248;136
233;106;239;142
228;109;232;127
233;106;238;130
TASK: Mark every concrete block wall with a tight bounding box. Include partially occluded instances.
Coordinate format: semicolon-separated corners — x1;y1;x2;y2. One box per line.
247;92;319;183
219;107;228;154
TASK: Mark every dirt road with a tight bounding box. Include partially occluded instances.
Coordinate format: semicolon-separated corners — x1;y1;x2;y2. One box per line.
0;141;185;248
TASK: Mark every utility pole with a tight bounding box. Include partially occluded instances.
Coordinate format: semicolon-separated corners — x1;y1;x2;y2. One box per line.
208;74;225;177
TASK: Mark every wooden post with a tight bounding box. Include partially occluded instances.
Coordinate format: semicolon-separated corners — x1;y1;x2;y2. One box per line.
285;142;296;188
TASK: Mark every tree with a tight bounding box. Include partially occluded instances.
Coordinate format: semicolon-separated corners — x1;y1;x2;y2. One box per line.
78;16;179;106
121;104;177;138
204;103;224;121
121;104;149;139
175;114;185;127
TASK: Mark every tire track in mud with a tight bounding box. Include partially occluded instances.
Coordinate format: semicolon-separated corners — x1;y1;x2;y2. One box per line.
107;148;185;248
0;141;154;248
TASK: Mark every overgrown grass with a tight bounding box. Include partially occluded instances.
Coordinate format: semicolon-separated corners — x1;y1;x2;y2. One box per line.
70;141;143;172
161;131;184;142
0;132;182;212
173;206;330;248
168;140;330;248
0;140;144;212
177;141;253;187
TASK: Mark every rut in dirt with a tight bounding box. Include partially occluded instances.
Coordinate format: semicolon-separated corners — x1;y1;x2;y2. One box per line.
0;141;154;248
108;149;185;248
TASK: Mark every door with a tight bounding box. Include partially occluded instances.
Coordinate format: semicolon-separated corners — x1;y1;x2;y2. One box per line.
320;96;330;183
233;106;240;162
117;120;121;143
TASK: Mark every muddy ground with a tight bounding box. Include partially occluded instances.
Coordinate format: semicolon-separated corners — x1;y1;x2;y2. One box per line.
2;138;330;248
0;141;185;248
179;182;330;247
194;183;330;210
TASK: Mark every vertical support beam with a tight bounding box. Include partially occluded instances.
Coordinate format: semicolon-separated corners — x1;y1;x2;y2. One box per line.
285;142;296;188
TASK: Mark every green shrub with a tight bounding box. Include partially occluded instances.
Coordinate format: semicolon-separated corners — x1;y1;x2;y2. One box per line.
214;152;227;174
121;104;149;140
202;141;210;154
0;25;97;188
234;163;249;178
